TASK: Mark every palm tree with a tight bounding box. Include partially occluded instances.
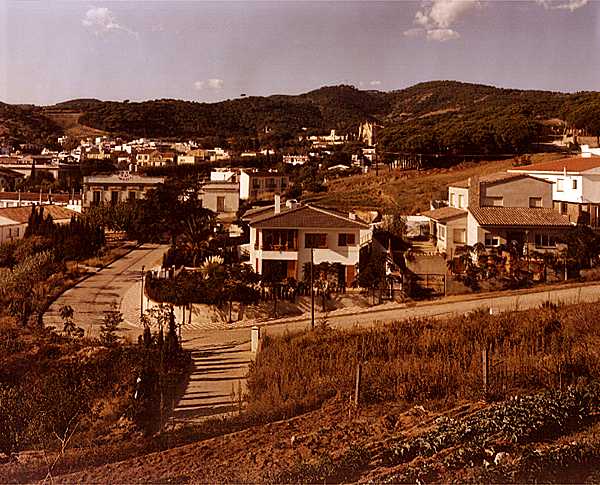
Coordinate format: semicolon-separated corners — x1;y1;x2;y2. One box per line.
180;210;216;266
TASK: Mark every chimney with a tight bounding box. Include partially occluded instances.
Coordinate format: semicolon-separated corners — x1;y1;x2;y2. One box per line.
468;175;480;208
348;212;356;220
274;194;281;214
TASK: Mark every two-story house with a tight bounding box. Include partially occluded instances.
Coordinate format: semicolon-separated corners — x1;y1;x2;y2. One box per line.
508;156;600;227
82;173;165;209
422;172;573;257
239;169;290;201
246;199;372;284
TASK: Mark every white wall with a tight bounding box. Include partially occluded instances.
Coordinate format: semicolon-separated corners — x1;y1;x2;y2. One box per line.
448;187;469;208
239;172;250;200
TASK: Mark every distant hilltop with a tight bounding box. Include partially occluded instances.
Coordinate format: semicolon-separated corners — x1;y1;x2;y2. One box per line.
1;81;599;157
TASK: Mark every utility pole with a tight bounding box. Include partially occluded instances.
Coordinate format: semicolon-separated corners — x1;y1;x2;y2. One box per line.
310;246;315;330
140;265;145;320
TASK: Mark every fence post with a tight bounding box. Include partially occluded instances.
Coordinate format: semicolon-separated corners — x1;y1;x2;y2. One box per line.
354;362;362;407
482;347;489;398
251;326;261;353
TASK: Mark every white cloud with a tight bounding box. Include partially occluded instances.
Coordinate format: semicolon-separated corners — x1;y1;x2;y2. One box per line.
404;0;479;42
535;0;588;11
82;7;136;36
427;28;461;41
369;80;382;86
193;78;224;91
207;78;224;90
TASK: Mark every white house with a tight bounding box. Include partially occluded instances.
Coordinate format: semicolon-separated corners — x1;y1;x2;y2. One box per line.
508;156;600;227
246;199;372;285
422;172;572;258
200;182;240;223
239;169;290;201
82;173;165;209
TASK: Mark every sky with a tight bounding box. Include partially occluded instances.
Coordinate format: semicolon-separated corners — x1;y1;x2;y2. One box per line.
0;0;599;105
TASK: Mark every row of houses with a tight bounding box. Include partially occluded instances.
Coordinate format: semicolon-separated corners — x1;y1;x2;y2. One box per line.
423;155;600;258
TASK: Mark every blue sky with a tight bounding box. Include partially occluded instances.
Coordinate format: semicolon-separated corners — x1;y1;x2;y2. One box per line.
1;1;599;105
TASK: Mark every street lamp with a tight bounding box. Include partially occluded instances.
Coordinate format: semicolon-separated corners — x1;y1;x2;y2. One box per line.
140;265;145;320
310;246;315;330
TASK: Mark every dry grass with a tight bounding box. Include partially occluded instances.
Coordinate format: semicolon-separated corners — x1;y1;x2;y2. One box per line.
308;153;566;213
247;301;600;416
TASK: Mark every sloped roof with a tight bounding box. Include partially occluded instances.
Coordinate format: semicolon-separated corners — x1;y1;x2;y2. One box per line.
421;206;467;221
0;205;78;224
251;204;370;229
0;192;80;203
469;207;572;227
509;156;600;174
450;172;550;189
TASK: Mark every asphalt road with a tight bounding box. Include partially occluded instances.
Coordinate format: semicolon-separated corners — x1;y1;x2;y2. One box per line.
44;244;168;340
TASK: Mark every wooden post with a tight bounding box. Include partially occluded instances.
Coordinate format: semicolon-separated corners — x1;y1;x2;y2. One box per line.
443;273;447;297
238;379;243;414
354;362;362;407
482;347;489;398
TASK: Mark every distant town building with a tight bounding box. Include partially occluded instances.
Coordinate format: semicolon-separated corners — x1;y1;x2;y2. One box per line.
283;155;309;166
200;182;240;223
0;205;78;244
82;173;165;209
239;169;290;201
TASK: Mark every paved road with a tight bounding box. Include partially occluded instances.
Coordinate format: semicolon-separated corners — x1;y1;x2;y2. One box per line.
44;244;168;340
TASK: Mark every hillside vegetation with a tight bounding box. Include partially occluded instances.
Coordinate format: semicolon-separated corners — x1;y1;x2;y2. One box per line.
2;81;599;155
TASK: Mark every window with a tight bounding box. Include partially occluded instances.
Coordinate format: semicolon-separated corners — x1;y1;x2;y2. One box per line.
305;233;327;248
450;193;455;207
560;202;568;214
485;196;504;207
111;191;119;204
266;178;276;189
572;179;578;190
338;233;356;246
438;224;446;240
281;177;288;188
457;194;464;208
14;227;19;237
252;178;261;189
529;197;543;208
93;191;101;204
128;191;137;201
217;196;225;212
535;234;556;247
453;228;466;244
485;233;500;247
557;179;564;192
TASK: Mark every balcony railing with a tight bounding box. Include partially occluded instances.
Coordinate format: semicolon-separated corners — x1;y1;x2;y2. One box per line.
261;243;297;251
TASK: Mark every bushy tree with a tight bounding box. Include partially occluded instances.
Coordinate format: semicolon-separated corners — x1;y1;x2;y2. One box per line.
99;309;124;346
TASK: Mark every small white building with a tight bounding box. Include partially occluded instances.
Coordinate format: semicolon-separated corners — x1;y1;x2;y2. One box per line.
0;205;78;244
239;169;290;201
200;182;240;223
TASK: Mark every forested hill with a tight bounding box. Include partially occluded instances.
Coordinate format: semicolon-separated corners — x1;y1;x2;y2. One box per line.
0;102;63;148
2;81;599;155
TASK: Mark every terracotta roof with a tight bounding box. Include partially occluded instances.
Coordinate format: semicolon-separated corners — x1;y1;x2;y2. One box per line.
450;172;548;189
421;206;467;221
251;204;370;229
469;207;572;227
0;192;80;202
509;156;600;174
0;205;78;224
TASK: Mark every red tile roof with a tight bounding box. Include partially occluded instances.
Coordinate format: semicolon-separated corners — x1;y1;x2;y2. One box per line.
251;204;369;229
0;205;78;224
0;192;80;203
509;156;600;174
421;206;467;221
469;207;572;228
